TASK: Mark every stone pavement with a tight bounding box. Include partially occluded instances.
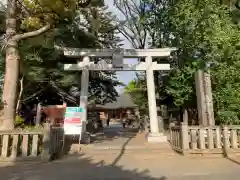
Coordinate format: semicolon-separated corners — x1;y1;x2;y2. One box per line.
85;123;170;149
1;151;240;180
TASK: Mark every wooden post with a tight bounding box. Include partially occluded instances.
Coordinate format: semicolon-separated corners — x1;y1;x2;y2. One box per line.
144;115;149;133
11;135;19;158
199;128;205;149
22;135;29;156
183;109;188;125
41;123;52;162
215;127;221;149
35;103;42;125
169;123;175;145
230;129;238;149
207;128;214;149
222;126;229;157
180;123;189;154
2;135;9;157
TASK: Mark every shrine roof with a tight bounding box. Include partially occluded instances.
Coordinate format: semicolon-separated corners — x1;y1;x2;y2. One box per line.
94;93;137;109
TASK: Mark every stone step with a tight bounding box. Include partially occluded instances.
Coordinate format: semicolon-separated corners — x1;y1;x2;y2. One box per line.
68;143;178;156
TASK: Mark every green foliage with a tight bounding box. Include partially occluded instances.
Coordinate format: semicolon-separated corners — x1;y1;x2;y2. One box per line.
124;73;148;114
168;0;240;124
212;62;240;124
17;4;122;105
20;0;93;30
6;0;240;126
166;65;197;107
217;111;239;125
142;0;240;124
0;1;122;115
15;115;25;127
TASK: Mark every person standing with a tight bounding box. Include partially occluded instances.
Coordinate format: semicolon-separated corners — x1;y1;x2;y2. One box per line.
107;117;110;127
122;113;127;128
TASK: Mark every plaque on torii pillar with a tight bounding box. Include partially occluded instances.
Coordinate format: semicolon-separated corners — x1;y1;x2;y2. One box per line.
62;47;176;143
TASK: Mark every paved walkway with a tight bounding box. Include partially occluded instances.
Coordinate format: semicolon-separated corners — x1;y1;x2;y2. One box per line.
86;122;169;150
1;152;240;180
1;123;240;180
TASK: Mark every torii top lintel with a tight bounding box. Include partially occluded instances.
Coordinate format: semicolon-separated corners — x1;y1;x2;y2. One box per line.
63;48;177;58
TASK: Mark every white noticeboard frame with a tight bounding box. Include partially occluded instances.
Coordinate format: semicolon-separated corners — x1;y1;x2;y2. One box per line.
64;123;82;135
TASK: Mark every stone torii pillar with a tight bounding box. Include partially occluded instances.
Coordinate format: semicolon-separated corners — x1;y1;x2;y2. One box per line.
145;56;166;142
79;56;90;135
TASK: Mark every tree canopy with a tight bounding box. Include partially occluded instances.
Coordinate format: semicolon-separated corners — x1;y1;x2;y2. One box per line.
122;0;240;125
0;0;123;129
2;0;240;129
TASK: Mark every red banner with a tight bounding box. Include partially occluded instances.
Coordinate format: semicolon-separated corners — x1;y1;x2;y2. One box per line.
64;117;81;124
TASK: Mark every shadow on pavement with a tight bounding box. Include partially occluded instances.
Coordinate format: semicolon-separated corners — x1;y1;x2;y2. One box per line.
110;133;135;166
226;157;240;166
90;126;139;144
0;153;167;180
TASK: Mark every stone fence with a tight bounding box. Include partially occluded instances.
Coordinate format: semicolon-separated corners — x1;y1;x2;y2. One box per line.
169;123;240;157
0;123;63;161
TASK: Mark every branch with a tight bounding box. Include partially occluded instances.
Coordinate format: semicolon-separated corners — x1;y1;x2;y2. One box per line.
12;23;50;41
78;0;92;8
115;0;147;48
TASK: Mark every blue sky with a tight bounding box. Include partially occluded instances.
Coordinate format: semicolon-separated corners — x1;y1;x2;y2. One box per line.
105;0;138;93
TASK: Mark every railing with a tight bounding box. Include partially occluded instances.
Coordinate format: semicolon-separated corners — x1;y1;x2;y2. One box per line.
187;126;223;155
169;123;240;156
0;131;43;160
0;123;64;161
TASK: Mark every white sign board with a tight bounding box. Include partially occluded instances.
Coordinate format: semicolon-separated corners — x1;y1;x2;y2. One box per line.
63;107;84;135
64;124;82;135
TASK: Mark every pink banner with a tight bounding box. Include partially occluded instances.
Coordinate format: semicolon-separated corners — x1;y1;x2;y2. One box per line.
64;117;81;124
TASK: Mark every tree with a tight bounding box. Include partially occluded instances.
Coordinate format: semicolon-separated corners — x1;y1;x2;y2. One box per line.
162;0;240;124
16;1;123;107
114;0;150;49
124;73;148;115
134;0;240;125
115;0;176;122
0;0;119;130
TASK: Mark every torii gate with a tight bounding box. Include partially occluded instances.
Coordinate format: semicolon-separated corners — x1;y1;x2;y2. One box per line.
63;48;176;142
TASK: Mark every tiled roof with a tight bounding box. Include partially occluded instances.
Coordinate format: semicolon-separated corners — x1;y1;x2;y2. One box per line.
94;93;137;109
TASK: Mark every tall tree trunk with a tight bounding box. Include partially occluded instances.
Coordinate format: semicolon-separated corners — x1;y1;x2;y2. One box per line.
16;76;23;113
1;0;19;130
1;46;19;130
0;0;50;130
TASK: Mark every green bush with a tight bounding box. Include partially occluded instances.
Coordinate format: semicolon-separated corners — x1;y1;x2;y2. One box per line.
217;111;240;125
15;115;25;127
